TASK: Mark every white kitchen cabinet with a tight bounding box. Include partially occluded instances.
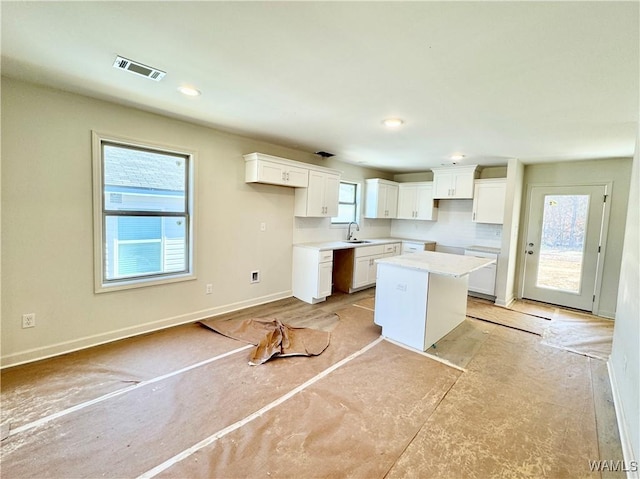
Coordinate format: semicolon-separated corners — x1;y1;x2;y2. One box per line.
244;152;309;187
352;244;385;289
292;247;334;304
382;242;401;258
464;249;498;296
431;165;478;199
364;179;398;219
397;182;438;220
294;170;340;217
472;179;506;224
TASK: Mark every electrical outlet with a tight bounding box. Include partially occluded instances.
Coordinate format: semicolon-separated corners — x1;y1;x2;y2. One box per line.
250;270;260;283
22;313;36;329
205;284;213;294
260;222;266;232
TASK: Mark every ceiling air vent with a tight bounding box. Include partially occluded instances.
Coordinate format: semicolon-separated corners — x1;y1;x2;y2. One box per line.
113;56;166;81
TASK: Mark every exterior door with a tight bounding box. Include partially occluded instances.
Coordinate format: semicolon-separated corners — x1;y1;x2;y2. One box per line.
522;185;607;311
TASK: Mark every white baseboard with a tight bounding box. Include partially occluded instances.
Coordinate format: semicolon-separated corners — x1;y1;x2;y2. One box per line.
597;309;616;320
1;290;292;369
607;359;639;479
494;294;516;308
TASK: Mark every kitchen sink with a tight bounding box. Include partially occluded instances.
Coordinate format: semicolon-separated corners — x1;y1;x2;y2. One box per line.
343;240;372;244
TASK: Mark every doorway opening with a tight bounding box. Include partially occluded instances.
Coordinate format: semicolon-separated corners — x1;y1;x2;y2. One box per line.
521;184;609;312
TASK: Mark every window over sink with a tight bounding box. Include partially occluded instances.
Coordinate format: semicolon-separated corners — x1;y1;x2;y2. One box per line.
331;181;360;224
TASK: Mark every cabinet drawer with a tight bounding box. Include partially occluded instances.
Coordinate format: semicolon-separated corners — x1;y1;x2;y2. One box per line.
318;250;333;263
401;241;425;254
383;243;400;254
354;244;385;258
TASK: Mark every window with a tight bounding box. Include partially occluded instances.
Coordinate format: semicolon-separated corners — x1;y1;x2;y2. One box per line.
93;133;195;291
332;181;359;224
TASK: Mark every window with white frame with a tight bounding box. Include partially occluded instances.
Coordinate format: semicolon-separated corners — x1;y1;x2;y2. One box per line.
93;133;195;291
332;181;359;224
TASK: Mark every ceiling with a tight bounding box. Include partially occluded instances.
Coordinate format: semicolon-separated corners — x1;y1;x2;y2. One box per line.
2;1;638;172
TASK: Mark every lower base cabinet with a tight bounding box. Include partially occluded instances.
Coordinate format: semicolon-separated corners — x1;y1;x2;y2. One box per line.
294;242;402;304
333;243;401;294
464;249;498;296
293;247;333;304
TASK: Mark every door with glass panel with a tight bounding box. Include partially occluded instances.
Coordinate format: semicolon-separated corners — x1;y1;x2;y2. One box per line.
522;185;607;311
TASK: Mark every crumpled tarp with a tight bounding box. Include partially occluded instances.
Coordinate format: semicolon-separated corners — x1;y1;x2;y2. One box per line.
199;318;331;365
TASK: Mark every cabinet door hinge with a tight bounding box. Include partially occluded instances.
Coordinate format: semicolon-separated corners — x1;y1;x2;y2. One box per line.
593;294;596;302
598;245;601;253
603;194;608;203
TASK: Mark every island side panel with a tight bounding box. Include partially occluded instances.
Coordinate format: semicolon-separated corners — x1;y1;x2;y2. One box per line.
424;273;469;347
374;263;429;351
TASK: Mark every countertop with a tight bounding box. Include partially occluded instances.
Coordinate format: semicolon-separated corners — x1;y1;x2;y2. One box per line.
465;245;501;255
294;237;435;251
376;251;495;277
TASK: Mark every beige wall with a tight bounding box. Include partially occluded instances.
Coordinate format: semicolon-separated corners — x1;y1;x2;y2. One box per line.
610;130;639;465
0;78;391;366
519;158;633;317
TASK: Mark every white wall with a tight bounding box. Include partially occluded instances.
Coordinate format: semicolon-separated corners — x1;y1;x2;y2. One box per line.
518;158;633;318
609;132;639;469
0;78;392;366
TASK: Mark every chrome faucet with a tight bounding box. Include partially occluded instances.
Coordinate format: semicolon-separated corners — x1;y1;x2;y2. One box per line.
347;221;360;240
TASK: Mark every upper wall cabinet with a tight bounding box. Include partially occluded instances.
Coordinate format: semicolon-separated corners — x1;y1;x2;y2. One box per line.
294;170;340;217
431;165;479;199
397;182;438;221
364;179;399;219
472;178;507;224
244;152;309;187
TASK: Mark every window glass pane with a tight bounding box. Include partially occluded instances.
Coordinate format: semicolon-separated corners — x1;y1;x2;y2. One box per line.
117;216;161;241
332;181;359;224
536;194;589;293
118;242;162;277
103;144;186;213
104;215;187;280
334;204;356;224
338;182;356;203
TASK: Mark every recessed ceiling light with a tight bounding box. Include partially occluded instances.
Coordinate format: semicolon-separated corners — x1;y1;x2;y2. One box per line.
382;118;404;128
178;86;201;97
450;154;465;161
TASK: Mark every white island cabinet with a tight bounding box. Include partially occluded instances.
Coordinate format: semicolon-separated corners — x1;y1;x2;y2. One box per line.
374;251;495;351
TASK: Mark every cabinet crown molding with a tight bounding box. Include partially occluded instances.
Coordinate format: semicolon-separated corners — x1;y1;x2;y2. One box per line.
430;164;478;173
244;152;341;176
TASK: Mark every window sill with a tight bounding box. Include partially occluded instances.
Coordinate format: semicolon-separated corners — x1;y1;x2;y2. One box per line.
95;272;196;293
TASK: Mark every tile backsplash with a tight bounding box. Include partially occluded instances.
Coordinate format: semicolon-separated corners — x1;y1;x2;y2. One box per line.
390;199;502;249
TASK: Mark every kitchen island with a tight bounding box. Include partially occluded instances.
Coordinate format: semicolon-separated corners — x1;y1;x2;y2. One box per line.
374;251;495;351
